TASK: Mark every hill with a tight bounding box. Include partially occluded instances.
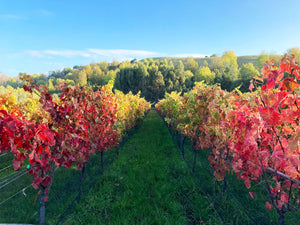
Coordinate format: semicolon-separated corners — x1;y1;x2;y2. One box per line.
142;55;282;69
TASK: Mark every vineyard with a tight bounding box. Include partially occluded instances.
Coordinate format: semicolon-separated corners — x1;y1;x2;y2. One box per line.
1;54;300;225
155;54;300;224
0;77;150;225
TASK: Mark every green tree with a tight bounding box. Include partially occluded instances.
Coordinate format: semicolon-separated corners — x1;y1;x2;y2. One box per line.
221;50;238;70
71;69;87;86
222;51;239;88
114;62;149;95
62;67;72;77
257;51;270;70
97;61;109;73
221;67;236;91
56;78;75;87
203;60;209;67
65;79;75;86
48;79;55;92
175;60;184;75
146;65;165;102
184;57;198;74
56;78;65;86
174;61;185;92
209;56;224;75
183;70;194;91
104;70;117;84
108;60;119;70
130;58;138;64
90;66;104;86
238;63;260;92
195;66;215;84
163;61;176;93
119;61;132;69
239;63;259;81
83;65;93;81
5;78;19;89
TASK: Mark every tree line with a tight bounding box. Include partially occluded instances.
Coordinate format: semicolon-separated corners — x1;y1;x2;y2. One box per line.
2;48;300;102
114;51;264;102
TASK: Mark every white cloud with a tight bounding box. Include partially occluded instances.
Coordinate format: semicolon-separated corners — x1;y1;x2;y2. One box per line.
26;49;159;59
173;53;208;58
0;10;53;21
26;50;44;58
0;14;27;20
41;62;65;67
46;50;92;58
26;50;92;58
88;49;158;57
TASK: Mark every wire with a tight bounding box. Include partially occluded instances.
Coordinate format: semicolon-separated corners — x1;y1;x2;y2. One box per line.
0;170;19;183
0;164;13;173
0;169;26;184
0;184;32;206
0;171;27;190
0;153;8;158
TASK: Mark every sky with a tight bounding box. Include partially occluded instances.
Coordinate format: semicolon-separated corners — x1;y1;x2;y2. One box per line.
1;0;300;77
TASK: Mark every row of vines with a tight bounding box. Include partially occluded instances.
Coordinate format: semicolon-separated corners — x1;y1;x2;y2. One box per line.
155;53;300;225
0;76;151;225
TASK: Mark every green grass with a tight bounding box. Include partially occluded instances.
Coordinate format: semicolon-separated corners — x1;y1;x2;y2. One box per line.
63;110;221;225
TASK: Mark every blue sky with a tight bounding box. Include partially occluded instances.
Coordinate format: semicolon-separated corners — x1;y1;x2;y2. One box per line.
1;0;300;77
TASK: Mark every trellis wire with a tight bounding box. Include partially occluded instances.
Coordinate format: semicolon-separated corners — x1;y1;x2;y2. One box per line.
0;169;26;185
0;171;28;190
0;184;32;206
0;153;8;158
0;164;13;173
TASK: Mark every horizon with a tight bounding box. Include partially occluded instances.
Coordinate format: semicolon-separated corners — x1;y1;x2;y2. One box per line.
1;0;300;77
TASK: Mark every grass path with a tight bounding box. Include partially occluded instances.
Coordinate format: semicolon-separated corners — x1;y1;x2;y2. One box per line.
64;110;220;225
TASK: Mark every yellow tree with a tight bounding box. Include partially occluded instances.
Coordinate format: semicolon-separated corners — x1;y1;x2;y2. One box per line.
195;66;215;84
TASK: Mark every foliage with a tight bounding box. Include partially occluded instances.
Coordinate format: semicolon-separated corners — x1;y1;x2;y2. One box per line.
238;63;260;92
195;66;215;84
0;75;151;224
156;53;300;224
257;51;270;70
184;57;199;74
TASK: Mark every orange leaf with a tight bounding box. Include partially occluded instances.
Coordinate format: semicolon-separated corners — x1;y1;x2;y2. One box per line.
288;130;300;151
284;166;299;179
281;78;300;91
253;76;263;82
